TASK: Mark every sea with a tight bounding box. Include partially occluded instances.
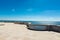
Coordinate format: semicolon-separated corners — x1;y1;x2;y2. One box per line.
0;20;60;25
23;21;60;25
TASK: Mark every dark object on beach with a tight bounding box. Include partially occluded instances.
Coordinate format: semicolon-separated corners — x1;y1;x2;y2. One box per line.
0;24;5;26
14;22;60;33
27;24;48;31
26;24;60;33
14;22;29;25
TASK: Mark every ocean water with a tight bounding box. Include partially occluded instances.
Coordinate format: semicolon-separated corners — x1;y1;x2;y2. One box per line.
24;21;60;25
0;20;60;25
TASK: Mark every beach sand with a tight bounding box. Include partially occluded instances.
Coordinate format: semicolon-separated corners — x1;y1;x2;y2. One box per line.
0;22;60;40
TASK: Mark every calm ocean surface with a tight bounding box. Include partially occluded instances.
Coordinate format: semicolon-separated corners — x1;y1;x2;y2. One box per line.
24;21;60;25
0;20;60;25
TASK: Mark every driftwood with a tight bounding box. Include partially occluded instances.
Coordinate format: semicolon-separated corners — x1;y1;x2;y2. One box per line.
0;24;5;26
14;22;29;25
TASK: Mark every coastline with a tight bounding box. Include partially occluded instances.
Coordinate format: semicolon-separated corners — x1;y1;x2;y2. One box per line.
0;22;60;40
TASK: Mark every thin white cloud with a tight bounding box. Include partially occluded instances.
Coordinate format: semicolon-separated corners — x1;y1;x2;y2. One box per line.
12;9;15;12
26;8;33;12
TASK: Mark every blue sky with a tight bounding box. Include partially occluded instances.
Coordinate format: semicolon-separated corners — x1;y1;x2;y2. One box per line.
0;0;60;21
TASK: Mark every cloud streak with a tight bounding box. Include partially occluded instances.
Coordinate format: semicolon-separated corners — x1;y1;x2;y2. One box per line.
11;9;15;12
26;8;33;12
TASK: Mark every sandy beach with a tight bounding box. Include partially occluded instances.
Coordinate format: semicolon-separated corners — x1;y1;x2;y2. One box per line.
0;22;60;40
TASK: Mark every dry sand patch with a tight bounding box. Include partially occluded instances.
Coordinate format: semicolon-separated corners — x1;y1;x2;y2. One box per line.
0;22;60;40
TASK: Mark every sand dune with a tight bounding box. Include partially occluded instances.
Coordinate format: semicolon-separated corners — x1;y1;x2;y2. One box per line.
0;22;60;40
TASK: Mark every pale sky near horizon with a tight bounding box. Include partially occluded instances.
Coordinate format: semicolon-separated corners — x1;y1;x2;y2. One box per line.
0;0;60;21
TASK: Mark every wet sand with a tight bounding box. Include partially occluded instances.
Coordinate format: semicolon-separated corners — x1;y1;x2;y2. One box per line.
0;22;60;40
